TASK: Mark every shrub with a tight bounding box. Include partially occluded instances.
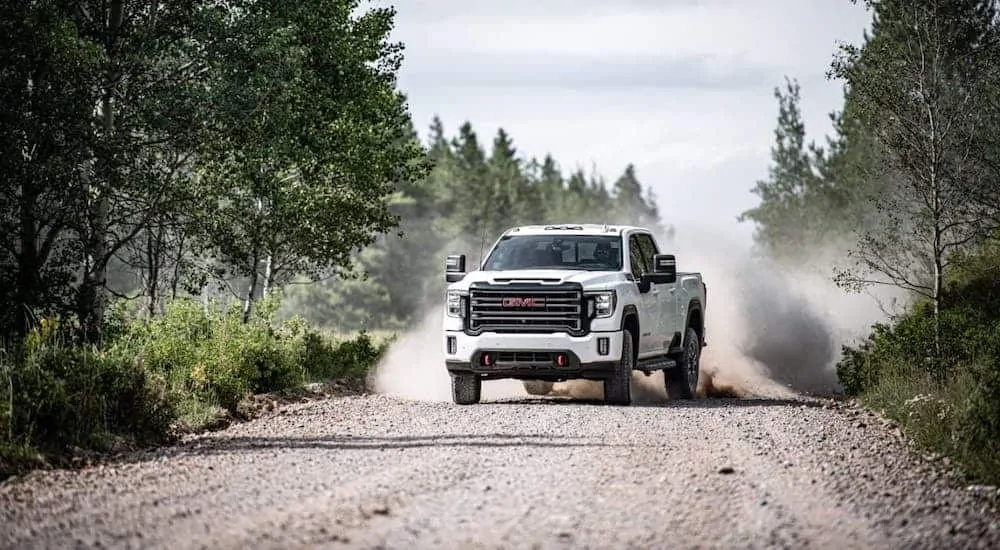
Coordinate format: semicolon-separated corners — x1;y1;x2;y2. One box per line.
837;239;1000;484
112;295;389;421
2;294;395;478
1;320;175;477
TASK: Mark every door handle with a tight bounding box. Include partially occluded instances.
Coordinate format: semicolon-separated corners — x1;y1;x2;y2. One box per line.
651;289;660;295
668;287;676;293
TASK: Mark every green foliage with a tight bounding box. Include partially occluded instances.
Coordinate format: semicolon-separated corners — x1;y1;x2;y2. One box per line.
1;297;388;479
740;0;1000;485
0;0;427;340
0;319;175;475
195;0;430;311
738;78;886;262
281;118;672;331
837;239;1000;483
828;0;1000;321
112;295;388;414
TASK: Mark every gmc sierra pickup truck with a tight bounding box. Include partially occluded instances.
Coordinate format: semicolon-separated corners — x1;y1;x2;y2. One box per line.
441;224;707;406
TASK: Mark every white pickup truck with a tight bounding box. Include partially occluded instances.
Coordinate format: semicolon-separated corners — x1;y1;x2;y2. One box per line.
441;224;707;406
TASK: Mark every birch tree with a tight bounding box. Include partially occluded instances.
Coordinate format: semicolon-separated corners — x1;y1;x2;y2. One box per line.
831;0;1000;360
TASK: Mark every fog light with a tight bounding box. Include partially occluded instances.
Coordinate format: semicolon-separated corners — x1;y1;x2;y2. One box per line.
597;337;609;356
482;353;492;366
556;353;568;367
447;336;456;354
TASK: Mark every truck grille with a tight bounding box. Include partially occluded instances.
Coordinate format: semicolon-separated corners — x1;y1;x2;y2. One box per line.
466;282;586;335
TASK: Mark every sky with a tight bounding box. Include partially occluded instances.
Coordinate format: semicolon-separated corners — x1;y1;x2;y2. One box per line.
377;0;873;246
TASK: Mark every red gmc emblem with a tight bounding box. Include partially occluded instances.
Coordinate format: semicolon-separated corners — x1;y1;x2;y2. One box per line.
502;297;543;307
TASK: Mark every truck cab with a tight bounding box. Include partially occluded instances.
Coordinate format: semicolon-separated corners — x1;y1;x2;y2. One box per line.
441;224;707;406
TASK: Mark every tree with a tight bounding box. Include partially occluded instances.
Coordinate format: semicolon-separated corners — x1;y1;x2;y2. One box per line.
0;2;103;337
488;128;544;231
612;164;660;227
738;78;826;261
276;117;672;331
830;0;1000;360
194;0;428;322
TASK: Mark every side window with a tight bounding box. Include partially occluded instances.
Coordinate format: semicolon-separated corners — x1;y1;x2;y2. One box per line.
628;234;651;276
636;233;660;261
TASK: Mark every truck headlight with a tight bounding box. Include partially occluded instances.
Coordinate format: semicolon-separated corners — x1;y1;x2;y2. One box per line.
446;291;466;317
587;291;616;318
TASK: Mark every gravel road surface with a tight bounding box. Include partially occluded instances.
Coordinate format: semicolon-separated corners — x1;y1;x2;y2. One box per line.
2;393;999;550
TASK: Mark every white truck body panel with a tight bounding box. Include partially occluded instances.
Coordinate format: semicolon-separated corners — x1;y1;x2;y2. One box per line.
440;223;707;404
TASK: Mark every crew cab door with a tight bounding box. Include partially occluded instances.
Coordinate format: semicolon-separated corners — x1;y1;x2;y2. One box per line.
634;232;677;354
627;233;666;358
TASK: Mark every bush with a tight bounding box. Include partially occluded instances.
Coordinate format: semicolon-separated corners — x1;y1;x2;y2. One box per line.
113;297;390;415
837;240;1000;484
0;320;175;477
1;295;393;479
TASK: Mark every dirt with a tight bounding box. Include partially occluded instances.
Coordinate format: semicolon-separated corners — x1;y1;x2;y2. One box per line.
2;393;998;550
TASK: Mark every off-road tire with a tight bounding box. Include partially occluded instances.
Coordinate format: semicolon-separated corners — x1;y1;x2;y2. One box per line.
523;380;554;396
604;328;634;406
451;374;482;405
666;326;700;400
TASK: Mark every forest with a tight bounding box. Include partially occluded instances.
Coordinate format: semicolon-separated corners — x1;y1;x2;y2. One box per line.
2;0;999;483
0;0;667;475
740;0;1000;482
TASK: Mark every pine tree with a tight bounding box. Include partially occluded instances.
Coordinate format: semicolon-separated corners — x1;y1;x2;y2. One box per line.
737;77;823;260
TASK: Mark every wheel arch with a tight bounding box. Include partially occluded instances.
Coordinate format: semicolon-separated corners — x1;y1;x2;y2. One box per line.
620;305;640;361
685;299;704;347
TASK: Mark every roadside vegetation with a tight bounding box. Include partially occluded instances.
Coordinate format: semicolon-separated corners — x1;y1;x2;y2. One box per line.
835;239;1000;484
0;295;391;477
741;1;1000;484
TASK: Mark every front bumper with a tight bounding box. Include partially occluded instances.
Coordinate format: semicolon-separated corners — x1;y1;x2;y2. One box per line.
443;329;624;380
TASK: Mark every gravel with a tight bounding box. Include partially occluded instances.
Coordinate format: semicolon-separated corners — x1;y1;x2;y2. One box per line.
1;393;999;549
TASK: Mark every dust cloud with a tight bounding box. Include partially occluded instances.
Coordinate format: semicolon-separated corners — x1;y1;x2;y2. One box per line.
371;307;527;401
371;222;904;403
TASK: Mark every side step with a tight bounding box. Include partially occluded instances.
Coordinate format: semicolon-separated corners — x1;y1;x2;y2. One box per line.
635;356;677;374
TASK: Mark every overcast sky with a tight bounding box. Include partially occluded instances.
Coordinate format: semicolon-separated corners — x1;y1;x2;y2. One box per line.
378;0;873;244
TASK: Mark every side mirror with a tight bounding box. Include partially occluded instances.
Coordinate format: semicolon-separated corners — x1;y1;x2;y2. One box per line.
647;254;676;284
445;254;466;283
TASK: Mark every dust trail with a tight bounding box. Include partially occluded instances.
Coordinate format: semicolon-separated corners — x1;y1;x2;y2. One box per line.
554;224;903;401
370;307;526;402
372;223;903;402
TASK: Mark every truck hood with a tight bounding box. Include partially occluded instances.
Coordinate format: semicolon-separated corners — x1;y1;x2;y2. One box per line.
447;269;625;291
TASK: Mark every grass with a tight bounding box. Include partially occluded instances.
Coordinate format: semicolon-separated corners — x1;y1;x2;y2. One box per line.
837;254;1000;486
0;296;394;481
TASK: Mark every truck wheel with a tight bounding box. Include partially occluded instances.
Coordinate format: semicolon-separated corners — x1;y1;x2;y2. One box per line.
604;329;633;406
666;326;701;400
451;374;481;405
523;380;554;396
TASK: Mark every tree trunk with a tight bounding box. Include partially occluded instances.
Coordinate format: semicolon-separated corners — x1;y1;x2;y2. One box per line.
79;164;109;343
170;233;186;301
79;0;123;343
14;180;40;337
929;164;944;375
262;252;274;298
146;224;161;318
933;253;942;366
242;247;261;323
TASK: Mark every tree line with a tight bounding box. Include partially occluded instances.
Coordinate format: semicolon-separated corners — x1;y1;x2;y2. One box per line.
0;0;670;341
1;0;429;342
740;0;1000;482
280;117;672;331
740;0;1000;358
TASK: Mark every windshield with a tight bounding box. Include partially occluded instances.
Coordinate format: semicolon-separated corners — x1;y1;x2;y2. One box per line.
482;234;623;271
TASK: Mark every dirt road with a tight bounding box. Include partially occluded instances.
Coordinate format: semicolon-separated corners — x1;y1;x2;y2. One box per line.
1;393;998;549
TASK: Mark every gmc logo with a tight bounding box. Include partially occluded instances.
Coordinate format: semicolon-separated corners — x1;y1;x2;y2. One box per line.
502;297;543;307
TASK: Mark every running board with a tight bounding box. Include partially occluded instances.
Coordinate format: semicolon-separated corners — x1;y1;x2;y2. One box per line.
635;356;677;373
